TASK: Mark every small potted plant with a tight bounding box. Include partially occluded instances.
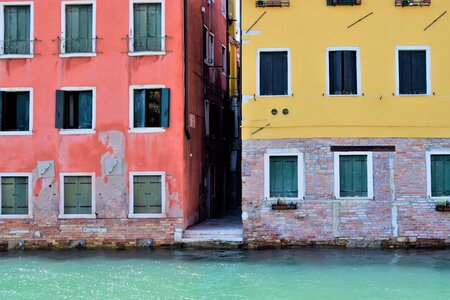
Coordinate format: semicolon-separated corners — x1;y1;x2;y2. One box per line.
272;197;298;210
435;200;450;212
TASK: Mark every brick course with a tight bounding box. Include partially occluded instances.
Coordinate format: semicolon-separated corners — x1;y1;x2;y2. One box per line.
242;138;450;248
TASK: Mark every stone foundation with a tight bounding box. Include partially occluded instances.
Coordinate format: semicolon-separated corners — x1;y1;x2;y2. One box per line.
242;138;450;248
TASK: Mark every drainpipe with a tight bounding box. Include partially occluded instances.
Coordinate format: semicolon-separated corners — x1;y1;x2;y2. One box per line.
184;0;191;140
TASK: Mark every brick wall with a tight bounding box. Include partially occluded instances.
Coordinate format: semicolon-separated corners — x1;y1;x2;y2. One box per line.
242;138;450;248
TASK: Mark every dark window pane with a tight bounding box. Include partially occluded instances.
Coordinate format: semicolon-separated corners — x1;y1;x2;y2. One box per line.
0;91;30;131
399;50;427;95
259;51;288;96
62;91;93;129
133;89;162;128
329;50;357;95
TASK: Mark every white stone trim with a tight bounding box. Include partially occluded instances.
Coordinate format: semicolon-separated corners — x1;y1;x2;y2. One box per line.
59;172;96;219
0;87;33;136
264;148;304;200
256;48;292;97
129;84;166;133
129;171;166;218
128;0;166;56
0;173;33;219
60;0;97;57
334;152;373;200
395;46;431;96
325;46;362;96
426;150;450;200
0;1;34;58
58;86;96;135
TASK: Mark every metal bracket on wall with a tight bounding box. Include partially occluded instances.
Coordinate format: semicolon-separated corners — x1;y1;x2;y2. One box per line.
245;11;267;34
251;123;271;135
424;11;447;31
347;12;373;29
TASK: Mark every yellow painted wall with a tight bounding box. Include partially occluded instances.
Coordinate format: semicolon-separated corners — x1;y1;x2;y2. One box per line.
228;0;240;97
242;0;450;139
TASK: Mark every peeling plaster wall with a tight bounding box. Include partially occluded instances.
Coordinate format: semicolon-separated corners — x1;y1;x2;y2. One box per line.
0;0;189;245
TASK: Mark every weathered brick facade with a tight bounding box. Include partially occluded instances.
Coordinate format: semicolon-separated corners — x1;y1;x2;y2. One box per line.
242;138;450;248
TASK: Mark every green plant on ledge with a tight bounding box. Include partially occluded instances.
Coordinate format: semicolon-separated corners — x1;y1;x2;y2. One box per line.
435;200;450;212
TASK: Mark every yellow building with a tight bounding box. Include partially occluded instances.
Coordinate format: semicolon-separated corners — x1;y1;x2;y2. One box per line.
241;0;450;248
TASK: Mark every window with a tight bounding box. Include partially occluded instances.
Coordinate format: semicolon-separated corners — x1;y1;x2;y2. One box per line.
264;150;304;200
327;47;361;95
221;0;226;17
0;2;33;57
257;49;290;96
0;174;32;218
327;0;361;6
221;45;226;74
129;85;170;132
55;88;95;133
426;151;450;198
129;172;165;218
60;173;95;218
204;29;214;66
129;0;165;54
0;89;32;135
334;152;373;199
61;2;96;56
396;47;430;95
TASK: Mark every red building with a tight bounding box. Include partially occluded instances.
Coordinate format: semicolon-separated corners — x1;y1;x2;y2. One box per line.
0;0;234;248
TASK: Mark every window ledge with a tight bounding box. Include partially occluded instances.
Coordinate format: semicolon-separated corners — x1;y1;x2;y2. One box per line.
428;196;450;202
335;197;373;200
396;93;431;97
59;129;95;135
256;94;291;98
326;93;362;97
0;215;32;219
129;128;166;133
0;54;33;59
0;131;33;136
58;214;96;219
60;53;97;58
128;51;166;57
128;213;164;219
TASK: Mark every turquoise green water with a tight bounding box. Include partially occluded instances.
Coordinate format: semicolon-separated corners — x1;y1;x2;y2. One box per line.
1;249;450;300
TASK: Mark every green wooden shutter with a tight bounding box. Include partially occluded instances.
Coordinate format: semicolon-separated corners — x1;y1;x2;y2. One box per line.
0;91;3;131
4;6;29;54
15;177;28;215
133;176;148;213
270;156;298;198
64;176;78;214
340;155;367;197
1;177;15;214
147;176;162;213
55;90;66;129
160;88;170;128
66;5;92;53
133;3;161;52
133;89;146;128
77;176;92;214
78;91;92;129
133;4;147;52
15;92;29;131
431;155;450;197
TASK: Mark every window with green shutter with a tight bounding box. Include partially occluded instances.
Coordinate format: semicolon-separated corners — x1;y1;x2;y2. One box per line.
398;50;427;95
1;176;29;215
0;91;30;132
269;156;298;198
133;88;170;128
259;51;288;96
339;155;368;197
133;175;162;214
328;49;358;95
133;3;163;52
55;90;93;130
64;4;93;53
3;5;31;55
430;155;450;197
63;176;92;215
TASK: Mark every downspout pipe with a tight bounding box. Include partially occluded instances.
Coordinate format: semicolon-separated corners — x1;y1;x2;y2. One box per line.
184;0;192;140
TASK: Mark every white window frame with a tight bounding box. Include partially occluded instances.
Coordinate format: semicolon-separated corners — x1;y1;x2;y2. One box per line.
0;87;33;136
128;0;166;56
205;99;210;137
426;150;450;200
204;30;215;66
60;0;96;58
129;84;166;133
129;171;166;218
325;46;362;97
395;46;431;96
0;173;32;219
264;148;305;200
58;86;96;135
59;172;96;219
221;44;226;75
221;0;226;18
334;152;373;200
256;48;292;97
0;2;34;59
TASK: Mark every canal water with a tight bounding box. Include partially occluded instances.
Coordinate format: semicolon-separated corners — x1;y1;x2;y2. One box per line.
1;248;450;299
